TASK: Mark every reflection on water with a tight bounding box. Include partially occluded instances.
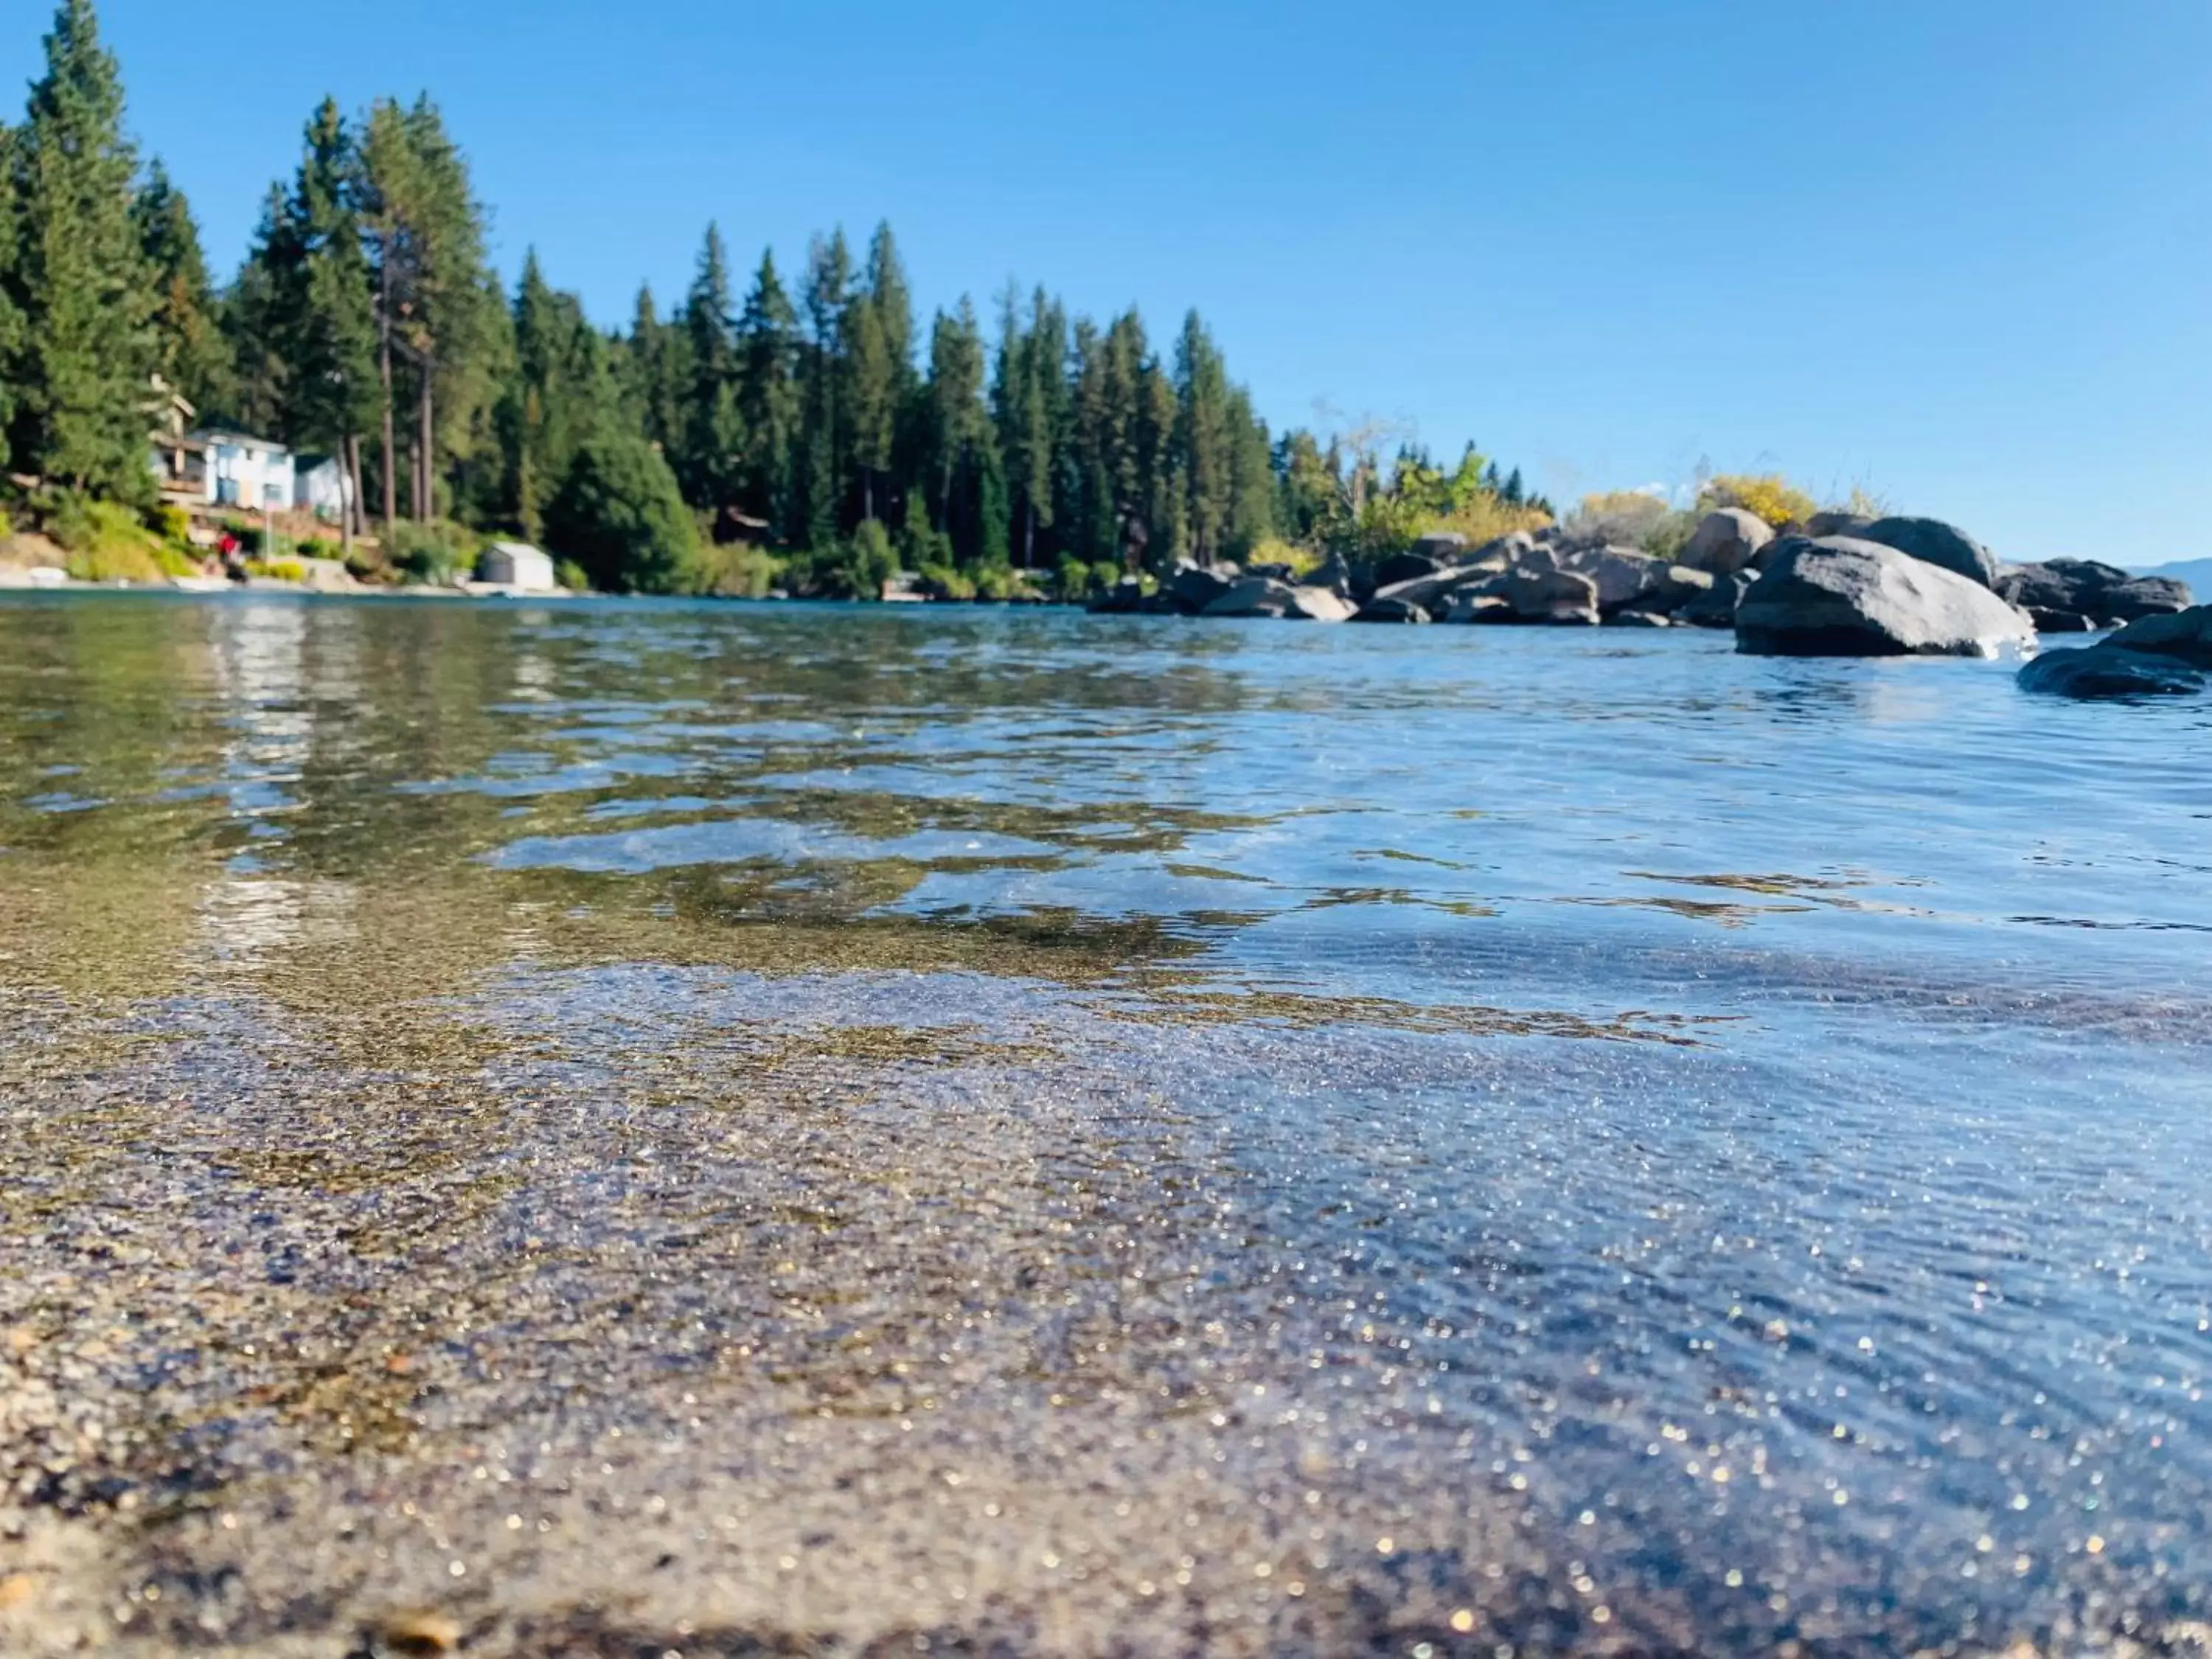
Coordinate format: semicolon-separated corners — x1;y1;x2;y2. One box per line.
2;592;2211;1655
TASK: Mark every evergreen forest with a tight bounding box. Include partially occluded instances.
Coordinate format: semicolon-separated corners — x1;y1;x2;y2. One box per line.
0;0;1558;597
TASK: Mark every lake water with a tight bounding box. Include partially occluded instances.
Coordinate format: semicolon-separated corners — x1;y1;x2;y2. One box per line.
2;593;2208;1656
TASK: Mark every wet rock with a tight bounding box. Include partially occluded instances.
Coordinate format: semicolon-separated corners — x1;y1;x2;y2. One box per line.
2101;574;2196;619
1678;571;1753;629
1352;597;1432;624
1543;546;1711;616
1679;509;1774;577
1444;592;1515;623
2018;644;2207;698
1495;564;1601;625
2025;608;2096;633
1201;577;1353;621
1736;537;2036;657
1854;515;2002;589
1554;545;1660;611
2099;602;2212;668
2000;558;2190;625
1285;585;1358;622
1165;561;1239;614
1372;549;1450;590
378;1609;463;1653
1605;610;1672;627
1413;531;1470;560
1306;552;1355;597
1088;578;1146;614
1368;560;1509;619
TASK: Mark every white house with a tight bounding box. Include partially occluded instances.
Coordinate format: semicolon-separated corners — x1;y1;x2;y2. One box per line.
177;431;295;511
476;542;558;591
293;455;354;520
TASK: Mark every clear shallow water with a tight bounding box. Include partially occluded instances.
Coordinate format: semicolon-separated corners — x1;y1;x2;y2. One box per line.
1;593;2209;1656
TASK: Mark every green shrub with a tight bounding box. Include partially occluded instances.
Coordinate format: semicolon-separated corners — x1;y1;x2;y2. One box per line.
554;557;590;593
545;434;700;594
294;537;338;562
385;519;479;584
147;504;192;544
897;496;953;573
686;541;779;598
1244;535;1321;577
917;561;975;601
243;557;307;583
49;498;171;583
818;519;898;599
973;564;1037;602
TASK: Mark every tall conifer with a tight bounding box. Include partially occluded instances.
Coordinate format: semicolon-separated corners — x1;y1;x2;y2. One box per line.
8;0;154;498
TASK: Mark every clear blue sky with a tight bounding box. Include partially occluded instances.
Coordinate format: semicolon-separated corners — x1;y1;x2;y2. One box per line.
10;0;2211;564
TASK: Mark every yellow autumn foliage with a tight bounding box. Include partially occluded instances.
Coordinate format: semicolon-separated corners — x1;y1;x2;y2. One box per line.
1699;473;1817;530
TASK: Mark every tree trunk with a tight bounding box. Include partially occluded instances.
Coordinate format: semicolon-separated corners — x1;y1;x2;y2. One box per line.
417;366;435;523
339;434;355;563
344;434;366;542
378;254;397;532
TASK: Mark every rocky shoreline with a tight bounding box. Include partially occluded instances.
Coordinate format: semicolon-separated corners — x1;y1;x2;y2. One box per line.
1090;506;2212;697
1093;507;2195;656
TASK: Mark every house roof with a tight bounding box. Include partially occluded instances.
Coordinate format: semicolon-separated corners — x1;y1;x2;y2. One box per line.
191;430;292;455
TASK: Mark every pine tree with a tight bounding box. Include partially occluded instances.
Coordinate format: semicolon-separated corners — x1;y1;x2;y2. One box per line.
619;284;686;457
499;251;616;540
1172;310;1234;563
132;161;229;418
922;297;993;563
7;0;155;498
0;121;26;473
1224;384;1274;558
992;286;1062;568
797;227;852;550
844;220;914;528
678;223;744;526
358;96;497;524
734;248;799;542
228;100;379;537
223;183;294;440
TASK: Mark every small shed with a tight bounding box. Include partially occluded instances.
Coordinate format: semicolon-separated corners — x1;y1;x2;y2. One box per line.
477;541;557;591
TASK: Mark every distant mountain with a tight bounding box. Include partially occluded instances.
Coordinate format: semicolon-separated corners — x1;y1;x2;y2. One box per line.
2134;558;2212;601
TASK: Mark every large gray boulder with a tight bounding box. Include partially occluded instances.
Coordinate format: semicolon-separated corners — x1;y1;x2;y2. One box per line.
1286;585;1357;622
1482;563;1601;625
1806;510;1874;540
1678;571;1754;629
2019;644;2206;698
1165;560;1239;613
2100;604;2212;668
1351;595;1431;623
1305;551;1356;597
2000;558;2190;626
1368;557;1512;619
1201;576;1354;621
1554;545;1655;610
1855;516;2001;589
1679;509;1773;577
1088;577;1145;614
1736;537;2036;657
1371;548;1449;590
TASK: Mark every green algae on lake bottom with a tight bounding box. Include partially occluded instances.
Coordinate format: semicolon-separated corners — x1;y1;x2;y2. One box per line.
4;594;2212;1655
